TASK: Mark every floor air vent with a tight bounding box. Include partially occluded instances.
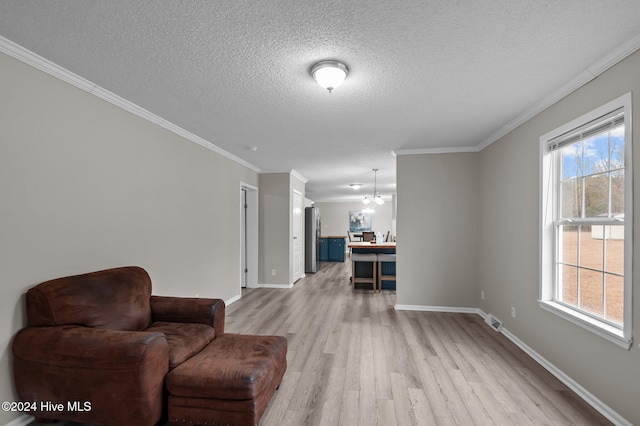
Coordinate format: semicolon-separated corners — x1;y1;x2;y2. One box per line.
485;314;503;332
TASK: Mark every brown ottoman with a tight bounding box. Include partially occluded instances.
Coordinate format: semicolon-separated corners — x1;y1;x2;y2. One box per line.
166;333;287;426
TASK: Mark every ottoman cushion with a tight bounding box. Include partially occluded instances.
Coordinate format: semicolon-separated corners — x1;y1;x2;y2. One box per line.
166;333;287;401
145;321;215;369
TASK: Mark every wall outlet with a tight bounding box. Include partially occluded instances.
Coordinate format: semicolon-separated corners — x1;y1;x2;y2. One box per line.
480;291;485;300
511;306;516;318
271;269;276;276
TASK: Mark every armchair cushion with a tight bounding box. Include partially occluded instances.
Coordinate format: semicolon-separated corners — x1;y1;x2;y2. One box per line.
145;321;214;369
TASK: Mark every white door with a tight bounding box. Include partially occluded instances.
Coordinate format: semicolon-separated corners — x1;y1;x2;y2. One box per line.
292;190;304;282
241;188;247;288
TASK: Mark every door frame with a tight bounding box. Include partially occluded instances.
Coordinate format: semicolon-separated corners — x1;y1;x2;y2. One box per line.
240;182;259;290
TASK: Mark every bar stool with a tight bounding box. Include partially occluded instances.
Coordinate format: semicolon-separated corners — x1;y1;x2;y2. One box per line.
351;253;377;292
377;253;396;291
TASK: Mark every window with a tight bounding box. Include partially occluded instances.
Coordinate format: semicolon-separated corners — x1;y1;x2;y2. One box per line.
540;93;632;349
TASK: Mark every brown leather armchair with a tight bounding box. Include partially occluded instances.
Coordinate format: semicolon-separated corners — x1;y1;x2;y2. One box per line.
12;266;225;426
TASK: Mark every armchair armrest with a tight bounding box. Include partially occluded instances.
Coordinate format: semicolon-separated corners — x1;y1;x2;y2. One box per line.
150;296;225;336
13;325;168;368
12;326;168;425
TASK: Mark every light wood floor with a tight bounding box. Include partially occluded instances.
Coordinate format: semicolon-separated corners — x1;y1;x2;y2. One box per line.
29;260;611;426
225;260;612;426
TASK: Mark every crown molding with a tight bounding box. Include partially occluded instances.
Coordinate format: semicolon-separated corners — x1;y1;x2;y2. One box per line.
0;36;261;173
290;169;308;183
393;146;480;156
477;32;640;151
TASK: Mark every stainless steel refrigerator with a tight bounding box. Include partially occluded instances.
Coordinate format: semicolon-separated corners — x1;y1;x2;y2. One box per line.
305;206;321;273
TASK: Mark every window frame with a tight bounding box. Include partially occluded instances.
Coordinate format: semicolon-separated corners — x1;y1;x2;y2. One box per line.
539;93;633;349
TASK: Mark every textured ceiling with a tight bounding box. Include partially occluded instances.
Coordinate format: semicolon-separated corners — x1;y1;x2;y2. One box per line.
1;1;640;201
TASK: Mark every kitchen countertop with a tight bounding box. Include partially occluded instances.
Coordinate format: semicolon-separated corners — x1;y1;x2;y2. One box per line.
347;242;396;249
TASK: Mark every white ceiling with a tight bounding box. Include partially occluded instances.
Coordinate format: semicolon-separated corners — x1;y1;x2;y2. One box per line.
2;1;640;201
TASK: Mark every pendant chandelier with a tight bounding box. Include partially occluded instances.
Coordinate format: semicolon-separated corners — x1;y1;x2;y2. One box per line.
362;168;384;213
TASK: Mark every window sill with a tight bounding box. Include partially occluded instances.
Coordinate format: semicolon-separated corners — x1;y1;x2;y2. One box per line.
538;300;632;350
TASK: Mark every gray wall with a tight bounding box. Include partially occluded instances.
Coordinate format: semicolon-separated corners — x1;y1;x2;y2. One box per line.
0;51;258;425
396;50;640;424
258;172;306;285
259;173;290;285
396;153;479;308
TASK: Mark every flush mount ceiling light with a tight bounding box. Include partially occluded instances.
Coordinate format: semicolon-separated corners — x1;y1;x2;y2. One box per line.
311;60;349;93
350;184;362;190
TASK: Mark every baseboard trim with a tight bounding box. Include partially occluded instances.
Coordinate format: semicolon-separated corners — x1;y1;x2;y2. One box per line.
225;293;242;306
257;283;293;289
4;414;33;426
394;304;480;314
395;304;630;426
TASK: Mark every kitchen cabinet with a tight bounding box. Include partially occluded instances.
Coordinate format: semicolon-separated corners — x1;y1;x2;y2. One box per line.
320;237;345;262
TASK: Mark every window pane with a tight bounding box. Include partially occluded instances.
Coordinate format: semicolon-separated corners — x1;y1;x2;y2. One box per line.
604;226;624;275
561;226;578;265
584;173;608;218
559;264;578;306
582;135;609;175
579;226;603;271
579;269;603;317
561;142;582;179
605;274;624;325
609;126;625;169
611;170;624;214
561;179;583;219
